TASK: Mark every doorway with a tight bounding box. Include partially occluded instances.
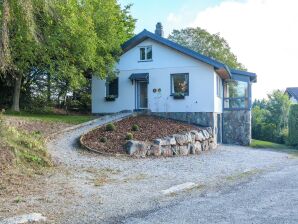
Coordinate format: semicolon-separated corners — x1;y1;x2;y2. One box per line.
136;81;148;109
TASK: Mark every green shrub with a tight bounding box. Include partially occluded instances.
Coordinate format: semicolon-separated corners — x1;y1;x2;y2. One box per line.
100;137;107;143
288;104;298;146
131;124;140;132
106;123;116;131
125;132;133;140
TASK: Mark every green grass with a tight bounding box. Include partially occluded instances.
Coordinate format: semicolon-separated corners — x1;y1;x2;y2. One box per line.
250;139;290;149
4;111;95;125
250;139;298;158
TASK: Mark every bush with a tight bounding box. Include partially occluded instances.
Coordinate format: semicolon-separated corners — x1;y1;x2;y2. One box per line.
131;124;140;132
125;132;133;140
105;123;116;131
100;137;107;143
288;104;298;146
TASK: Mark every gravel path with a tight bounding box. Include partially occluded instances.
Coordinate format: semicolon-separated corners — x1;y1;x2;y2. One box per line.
1;113;298;223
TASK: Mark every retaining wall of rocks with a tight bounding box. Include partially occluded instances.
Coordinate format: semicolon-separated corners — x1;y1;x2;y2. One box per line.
125;127;216;158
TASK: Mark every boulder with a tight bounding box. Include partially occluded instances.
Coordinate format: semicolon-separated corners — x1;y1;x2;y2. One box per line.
190;130;199;142
150;144;162;156
162;146;173;156
154;137;176;146
125;140;148;157
202;130;210;139
177;145;189;155
201;140;209;151
196;131;206;142
173;134;189;145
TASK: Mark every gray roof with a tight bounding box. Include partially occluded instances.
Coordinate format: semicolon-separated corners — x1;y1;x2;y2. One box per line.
286;87;298;100
122;29;257;82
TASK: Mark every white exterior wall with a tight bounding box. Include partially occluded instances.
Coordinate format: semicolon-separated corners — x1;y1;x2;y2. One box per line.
92;39;223;114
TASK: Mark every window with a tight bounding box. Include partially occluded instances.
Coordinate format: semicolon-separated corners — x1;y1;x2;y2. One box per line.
224;80;249;109
216;75;222;97
106;77;118;97
171;73;189;96
139;46;152;61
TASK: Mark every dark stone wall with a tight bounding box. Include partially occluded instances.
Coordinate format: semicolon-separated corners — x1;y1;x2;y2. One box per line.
150;112;215;127
222;110;251;146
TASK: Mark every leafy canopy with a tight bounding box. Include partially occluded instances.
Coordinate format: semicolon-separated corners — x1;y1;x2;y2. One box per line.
168;27;245;70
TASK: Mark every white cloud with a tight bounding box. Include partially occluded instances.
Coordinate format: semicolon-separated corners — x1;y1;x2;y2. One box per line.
189;0;298;99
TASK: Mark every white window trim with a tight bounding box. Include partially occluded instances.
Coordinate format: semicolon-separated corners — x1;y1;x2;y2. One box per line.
216;75;222;98
138;45;152;62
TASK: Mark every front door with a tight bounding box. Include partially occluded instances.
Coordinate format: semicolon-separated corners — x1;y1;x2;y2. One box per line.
137;81;148;109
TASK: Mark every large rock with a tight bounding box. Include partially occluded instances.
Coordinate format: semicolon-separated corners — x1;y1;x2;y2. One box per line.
150;144;162;156
196;131;206;142
206;127;213;137
173;134;189;145
202;130;210;139
177;145;189;155
125;140;148;157
201;140;209;151
154;137;176;146
162;146;173;156
190;142;202;154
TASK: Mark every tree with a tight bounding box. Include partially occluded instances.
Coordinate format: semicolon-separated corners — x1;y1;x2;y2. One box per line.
251;90;291;143
168;27;245;70
0;0;135;112
266;90;291;133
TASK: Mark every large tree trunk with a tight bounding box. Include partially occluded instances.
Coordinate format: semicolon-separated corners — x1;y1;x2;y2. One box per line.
0;0;11;73
12;73;23;112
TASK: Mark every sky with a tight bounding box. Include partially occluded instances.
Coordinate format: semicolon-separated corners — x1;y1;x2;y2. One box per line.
118;0;298;99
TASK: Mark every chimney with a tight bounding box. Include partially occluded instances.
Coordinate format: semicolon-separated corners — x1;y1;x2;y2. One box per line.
155;22;164;37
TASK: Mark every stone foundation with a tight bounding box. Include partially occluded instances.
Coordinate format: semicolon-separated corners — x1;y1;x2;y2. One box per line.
125;128;216;158
148;112;221;144
222;110;251;146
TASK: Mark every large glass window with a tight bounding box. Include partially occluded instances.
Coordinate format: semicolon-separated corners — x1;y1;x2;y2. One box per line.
139;46;152;61
106;77;118;97
224;80;249;109
171;73;189;96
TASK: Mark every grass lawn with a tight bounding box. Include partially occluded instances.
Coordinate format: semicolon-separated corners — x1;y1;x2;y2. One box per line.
4;111;95;125
250;139;291;149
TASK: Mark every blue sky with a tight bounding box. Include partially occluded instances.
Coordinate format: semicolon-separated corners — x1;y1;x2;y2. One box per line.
118;0;225;35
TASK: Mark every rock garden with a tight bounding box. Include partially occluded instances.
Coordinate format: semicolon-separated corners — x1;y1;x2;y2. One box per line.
80;115;216;157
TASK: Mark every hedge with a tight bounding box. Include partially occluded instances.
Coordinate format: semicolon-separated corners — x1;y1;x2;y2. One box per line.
288;104;298;146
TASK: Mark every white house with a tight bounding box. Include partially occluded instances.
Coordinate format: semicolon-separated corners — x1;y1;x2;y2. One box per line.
92;23;257;145
286;87;298;104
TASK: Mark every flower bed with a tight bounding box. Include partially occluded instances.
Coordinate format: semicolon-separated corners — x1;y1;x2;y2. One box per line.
80;115;216;157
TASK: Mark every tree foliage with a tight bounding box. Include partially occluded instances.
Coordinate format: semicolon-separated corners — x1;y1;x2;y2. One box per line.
252;90;291;143
0;0;135;111
168;27;245;70
288;104;298;147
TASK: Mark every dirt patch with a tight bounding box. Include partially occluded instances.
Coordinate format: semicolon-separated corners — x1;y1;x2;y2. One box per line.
4;116;72;136
81;115;200;154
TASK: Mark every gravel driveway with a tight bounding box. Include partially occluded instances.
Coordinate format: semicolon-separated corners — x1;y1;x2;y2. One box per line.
1;113;298;224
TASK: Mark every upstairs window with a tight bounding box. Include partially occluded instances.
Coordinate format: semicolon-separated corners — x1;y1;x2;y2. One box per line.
106;77;119;97
139;46;152;61
171;73;189;96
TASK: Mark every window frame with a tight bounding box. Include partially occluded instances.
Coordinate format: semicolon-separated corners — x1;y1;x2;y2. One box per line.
139;45;153;62
105;77;119;98
223;79;251;110
170;73;189;96
216;75;222;98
